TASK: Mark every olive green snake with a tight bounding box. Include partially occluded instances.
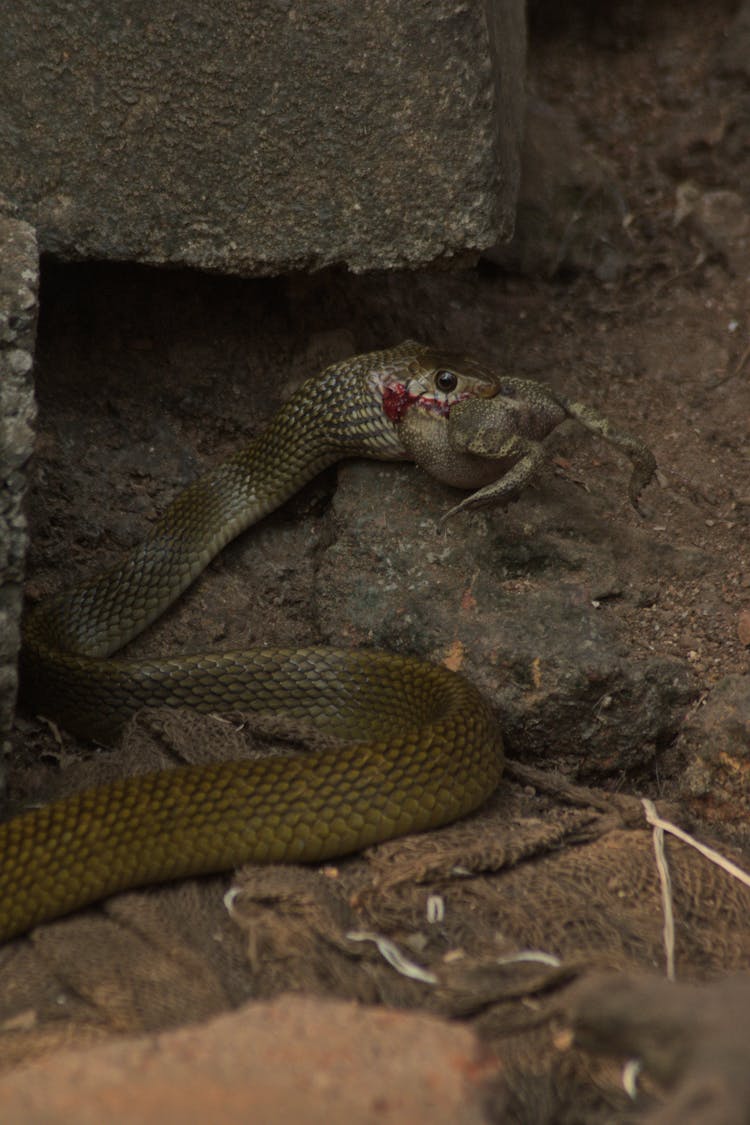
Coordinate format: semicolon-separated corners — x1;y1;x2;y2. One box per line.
4;341;521;942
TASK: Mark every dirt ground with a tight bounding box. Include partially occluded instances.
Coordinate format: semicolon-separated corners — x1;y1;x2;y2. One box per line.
5;2;750;1121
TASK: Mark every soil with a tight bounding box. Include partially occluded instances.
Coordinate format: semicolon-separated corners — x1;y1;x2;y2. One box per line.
5;2;750;1120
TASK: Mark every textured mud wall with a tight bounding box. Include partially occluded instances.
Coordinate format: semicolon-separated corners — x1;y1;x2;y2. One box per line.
0;0;526;275
0;213;38;785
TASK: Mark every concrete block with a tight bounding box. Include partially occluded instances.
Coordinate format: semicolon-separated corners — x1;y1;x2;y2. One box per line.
0;208;38;782
1;1;525;275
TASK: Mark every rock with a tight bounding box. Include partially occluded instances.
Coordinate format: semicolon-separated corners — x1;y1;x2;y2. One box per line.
0;2;525;275
716;0;750;79
0;995;499;1125
487;96;631;279
0;205;38;791
687;189;750;275
316;458;695;777
675;674;750;845
672;182;750;275
571;972;750;1124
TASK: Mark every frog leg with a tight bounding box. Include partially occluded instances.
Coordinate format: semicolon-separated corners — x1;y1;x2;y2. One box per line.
441;438;548;521
556;396;657;510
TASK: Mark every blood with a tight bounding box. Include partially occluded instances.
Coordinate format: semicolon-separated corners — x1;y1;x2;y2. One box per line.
382;382;411;422
382;381;470;424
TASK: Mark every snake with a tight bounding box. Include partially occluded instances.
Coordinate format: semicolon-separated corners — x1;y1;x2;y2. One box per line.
3;341;508;942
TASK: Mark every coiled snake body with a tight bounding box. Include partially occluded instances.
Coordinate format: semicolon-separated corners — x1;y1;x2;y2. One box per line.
6;340;657;942
5;342;515;942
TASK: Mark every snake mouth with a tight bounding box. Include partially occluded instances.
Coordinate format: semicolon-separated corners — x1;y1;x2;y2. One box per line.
406;383;475;418
382;380;496;424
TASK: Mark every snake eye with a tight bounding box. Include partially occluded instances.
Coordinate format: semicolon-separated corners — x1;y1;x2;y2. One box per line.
435;370;458;393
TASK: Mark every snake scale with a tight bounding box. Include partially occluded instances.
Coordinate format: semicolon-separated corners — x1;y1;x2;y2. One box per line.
5;341;517;942
5;340;655;943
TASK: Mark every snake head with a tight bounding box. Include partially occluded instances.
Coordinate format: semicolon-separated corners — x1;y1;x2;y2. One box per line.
381;343;498;425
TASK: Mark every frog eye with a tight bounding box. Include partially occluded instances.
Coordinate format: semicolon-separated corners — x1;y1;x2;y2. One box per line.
435;370;458;393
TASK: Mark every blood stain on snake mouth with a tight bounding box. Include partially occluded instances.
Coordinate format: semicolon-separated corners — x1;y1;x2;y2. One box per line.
381;382;468;423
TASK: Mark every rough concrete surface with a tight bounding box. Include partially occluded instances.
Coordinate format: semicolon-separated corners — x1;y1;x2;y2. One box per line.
0;995;499;1125
0;1;525;275
0;209;37;789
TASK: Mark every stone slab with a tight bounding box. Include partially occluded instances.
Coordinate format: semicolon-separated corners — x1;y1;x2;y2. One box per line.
1;1;526;275
0;208;38;788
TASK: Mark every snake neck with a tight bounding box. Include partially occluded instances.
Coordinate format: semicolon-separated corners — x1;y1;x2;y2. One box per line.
22;346;417;664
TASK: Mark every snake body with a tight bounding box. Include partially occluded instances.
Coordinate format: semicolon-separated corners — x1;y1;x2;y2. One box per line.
5;342;505;942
